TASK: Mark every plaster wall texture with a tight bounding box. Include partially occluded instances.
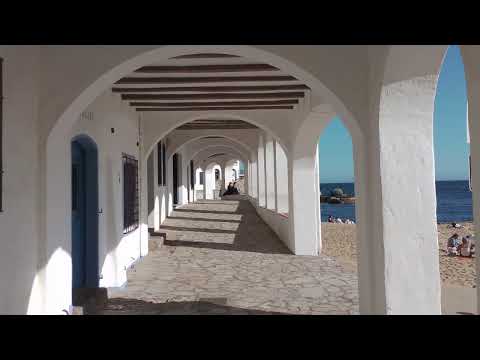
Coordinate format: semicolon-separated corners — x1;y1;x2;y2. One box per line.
0;46;42;314
248;197;290;251
69;91;144;297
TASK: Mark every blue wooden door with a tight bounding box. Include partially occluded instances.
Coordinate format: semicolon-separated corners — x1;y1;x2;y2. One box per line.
72;141;87;289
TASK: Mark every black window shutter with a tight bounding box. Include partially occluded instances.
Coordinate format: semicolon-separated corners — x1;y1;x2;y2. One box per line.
190;160;194;190
162;142;166;185
123;154;139;234
157;141;162;186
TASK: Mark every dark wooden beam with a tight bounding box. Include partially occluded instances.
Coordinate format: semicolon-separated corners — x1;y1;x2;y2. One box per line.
112;84;310;93
136;106;293;111
189;120;256;125
122;92;304;100
177;125;257;130
129;100;299;107
170;53;241;59
115;75;297;84
135;64;279;73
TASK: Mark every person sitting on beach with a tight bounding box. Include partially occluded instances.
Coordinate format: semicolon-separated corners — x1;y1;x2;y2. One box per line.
451;222;461;228
336;218;343;224
328;215;334;223
459;236;472;257
447;233;461;256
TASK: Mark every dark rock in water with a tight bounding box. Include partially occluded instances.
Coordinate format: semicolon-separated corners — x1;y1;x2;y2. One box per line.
320;195;329;203
342;197;355;204
328;197;343;204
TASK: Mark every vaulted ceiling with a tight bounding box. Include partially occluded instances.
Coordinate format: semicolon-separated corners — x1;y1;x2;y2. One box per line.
112;53;310;113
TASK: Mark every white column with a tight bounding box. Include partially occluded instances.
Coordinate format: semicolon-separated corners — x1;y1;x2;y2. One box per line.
153;144;160;231
373;75;441;314
461;46;480;313
205;166;215;200
265;136;276;210
251;157;258;201
288;144;320;256
275;142;289;214
147;152;155;228
258;135;266;207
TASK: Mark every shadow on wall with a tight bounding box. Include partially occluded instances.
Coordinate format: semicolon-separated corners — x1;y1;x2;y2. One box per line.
94;297;289;315
103;156;120;286
161;197;291;255
26;152;143;314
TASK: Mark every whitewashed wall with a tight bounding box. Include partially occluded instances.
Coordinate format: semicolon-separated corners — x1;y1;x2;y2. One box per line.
70;91;142;290
0;46;42;314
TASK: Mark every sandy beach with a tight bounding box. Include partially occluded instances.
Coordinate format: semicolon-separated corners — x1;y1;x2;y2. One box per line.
322;222;476;288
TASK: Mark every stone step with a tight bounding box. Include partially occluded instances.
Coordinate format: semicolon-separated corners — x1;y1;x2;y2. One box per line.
148;228;166;251
71;287;109;315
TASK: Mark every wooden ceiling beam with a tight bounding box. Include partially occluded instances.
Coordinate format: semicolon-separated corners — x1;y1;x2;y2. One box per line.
129;100;298;107
112;84;310;93
136;106;293;111
135;64;279;73
171;53;241;59
177;125;258;130
122;92;304;100
115;75;297;84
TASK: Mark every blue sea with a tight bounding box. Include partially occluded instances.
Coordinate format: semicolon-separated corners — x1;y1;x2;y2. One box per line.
320;180;473;223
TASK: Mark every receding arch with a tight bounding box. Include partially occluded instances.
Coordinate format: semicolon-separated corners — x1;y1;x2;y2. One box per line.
166;134;254;161
142;112;288;163
43;45;366;314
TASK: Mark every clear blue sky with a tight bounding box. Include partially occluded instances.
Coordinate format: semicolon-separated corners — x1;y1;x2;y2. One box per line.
319;45;468;183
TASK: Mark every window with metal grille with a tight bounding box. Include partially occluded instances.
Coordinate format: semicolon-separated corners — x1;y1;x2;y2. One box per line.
157;141;162;186
0;58;3;212
190;160;194;190
123;154;139;234
162;142;166;185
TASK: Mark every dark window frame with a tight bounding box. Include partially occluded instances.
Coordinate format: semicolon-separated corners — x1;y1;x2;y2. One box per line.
157;141;162;186
122;153;139;234
172;153;178;204
162;142;166;185
199;171;204;185
190;160;194;190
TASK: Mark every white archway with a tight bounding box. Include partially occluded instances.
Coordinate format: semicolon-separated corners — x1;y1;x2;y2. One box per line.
42;45;364;315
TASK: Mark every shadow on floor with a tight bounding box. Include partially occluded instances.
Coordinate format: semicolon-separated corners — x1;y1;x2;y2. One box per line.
95;298;289;315
174;209;240;215
160;225;237;235
161;199;291;255
166;216;243;223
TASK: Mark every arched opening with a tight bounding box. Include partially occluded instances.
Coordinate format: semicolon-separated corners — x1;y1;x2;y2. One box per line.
205;162;222;200
433;46;476;314
41;45;364;314
71;134;99;306
318;118;357;274
195;167;205;200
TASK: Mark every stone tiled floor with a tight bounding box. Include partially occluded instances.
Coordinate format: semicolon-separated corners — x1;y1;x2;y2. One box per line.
96;197;359;315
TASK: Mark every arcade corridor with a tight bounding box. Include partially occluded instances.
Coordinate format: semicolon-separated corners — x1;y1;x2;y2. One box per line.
96;197;359;315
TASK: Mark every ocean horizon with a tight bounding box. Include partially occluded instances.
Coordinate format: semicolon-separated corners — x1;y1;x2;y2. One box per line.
320;180;472;223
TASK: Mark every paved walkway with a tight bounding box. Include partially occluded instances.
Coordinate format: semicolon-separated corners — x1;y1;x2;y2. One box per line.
97;197;359;315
